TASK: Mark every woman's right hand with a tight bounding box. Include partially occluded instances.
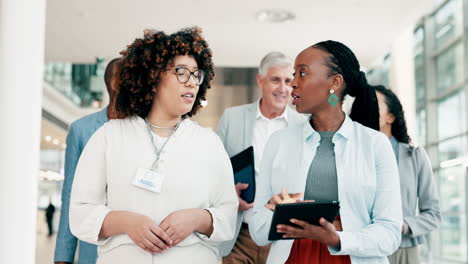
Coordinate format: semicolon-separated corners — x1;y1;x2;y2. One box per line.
125;213;173;254
265;188;304;211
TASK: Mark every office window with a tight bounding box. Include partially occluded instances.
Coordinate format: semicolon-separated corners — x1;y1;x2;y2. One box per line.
435;42;464;94
434;0;463;49
415;1;468;261
414;27;425;107
438;136;467;162
415;55;425;106
366;54;391;87
438;165;467;262
416;109;427;146
437;91;466;141
44;60;105;107
44;63;73;96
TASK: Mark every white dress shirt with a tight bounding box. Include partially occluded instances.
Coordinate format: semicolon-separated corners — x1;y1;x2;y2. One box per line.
69;116;238;264
244;101;288;224
250;115;402;264
253;101;289;179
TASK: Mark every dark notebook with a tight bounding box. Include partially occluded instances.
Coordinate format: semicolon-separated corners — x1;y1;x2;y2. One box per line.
230;146;255;203
268;201;340;240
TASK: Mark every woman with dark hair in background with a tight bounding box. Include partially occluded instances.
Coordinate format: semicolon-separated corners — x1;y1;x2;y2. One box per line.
250;41;402;264
68;27;238;263
375;85;440;264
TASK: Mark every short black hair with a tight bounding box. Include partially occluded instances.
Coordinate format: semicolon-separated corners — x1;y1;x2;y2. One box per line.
104;57;121;94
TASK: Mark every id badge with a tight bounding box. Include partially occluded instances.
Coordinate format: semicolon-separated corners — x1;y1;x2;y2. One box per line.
132;168;164;193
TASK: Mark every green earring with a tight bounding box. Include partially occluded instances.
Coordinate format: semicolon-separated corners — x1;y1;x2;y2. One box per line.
328;89;339;106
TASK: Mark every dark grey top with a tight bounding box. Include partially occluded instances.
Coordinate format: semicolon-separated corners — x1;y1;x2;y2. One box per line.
304;131;338;202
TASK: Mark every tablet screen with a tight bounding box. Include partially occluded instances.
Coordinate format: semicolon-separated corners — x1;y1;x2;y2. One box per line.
230;146;255;203
268;201;340;240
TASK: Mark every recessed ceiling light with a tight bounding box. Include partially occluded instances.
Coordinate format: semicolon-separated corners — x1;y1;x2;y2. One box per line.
256;9;295;23
62;143;67;149
52;139;59;145
92;100;100;109
45;136;52;142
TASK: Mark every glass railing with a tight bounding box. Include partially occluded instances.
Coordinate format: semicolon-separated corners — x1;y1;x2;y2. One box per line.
43;58;106;107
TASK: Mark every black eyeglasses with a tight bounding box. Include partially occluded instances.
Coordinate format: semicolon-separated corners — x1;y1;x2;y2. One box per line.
165;67;205;85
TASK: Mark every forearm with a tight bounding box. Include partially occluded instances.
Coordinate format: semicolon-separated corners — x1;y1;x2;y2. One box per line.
404;209;440;236
193;209;213;237
99;211;133;239
250;207;274;246
54;197;78;262
54;213;77;262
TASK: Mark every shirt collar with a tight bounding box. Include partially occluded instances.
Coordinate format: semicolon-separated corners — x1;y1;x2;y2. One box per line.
256;99;289;122
390;136;399;158
303;114;354;142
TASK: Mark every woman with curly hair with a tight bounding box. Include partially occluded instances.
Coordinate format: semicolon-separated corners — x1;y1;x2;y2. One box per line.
374;85;440;264
69;27;238;263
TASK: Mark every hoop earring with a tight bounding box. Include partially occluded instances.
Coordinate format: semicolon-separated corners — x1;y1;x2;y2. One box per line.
328;89;339;107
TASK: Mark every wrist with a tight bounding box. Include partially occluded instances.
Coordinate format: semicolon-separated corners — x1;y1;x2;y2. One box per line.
402;221;410;235
121;211;137;234
194;209;208;231
330;232;341;249
192;208;213;235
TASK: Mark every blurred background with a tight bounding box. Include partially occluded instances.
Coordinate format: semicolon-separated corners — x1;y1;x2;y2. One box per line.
1;0;468;263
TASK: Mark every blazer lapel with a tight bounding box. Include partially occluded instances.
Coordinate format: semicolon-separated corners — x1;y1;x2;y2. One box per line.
398;143;413;176
243;102;257;148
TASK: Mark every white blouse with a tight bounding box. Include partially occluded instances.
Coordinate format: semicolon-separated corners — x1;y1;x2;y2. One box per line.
69;116;238;264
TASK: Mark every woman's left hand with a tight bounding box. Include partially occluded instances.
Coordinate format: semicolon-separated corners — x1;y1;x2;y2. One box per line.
276;217;341;248
159;209;202;247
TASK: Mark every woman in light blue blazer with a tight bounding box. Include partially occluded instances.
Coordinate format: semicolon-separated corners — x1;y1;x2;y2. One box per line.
375;85;441;264
249;41;402;264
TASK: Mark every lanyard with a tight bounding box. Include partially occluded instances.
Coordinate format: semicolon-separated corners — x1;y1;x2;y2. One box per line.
144;118;181;170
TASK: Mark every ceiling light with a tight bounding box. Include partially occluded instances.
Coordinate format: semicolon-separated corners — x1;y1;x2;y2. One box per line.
45;136;52;142
256;9;295;23
62;143;67;149
52;139;59;145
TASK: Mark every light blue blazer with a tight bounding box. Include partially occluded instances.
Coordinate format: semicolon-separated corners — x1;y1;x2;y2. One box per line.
54;108;108;264
215;102;305;256
250;115;403;264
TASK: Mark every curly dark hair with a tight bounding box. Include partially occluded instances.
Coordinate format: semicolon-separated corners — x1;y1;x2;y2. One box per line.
116;26;214;119
374;85;412;144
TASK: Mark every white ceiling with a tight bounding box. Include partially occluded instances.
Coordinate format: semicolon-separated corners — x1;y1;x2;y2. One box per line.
45;0;438;68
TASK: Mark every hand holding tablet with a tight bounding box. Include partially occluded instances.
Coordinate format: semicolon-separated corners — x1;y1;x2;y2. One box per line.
267;190;340;245
230;146;256;203
276;215;341;248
